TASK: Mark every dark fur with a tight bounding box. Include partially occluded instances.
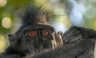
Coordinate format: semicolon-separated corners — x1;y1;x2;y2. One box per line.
0;25;55;58
63;26;96;44
8;34;17;44
15;4;54;34
8;4;55;47
28;26;96;58
0;4;63;58
8;3;57;48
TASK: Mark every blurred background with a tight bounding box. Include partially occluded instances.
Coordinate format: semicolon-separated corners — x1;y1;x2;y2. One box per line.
0;0;96;53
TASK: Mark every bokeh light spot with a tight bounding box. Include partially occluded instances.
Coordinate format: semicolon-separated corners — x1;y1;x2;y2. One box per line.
0;35;6;52
0;0;7;7
51;22;68;33
2;17;12;29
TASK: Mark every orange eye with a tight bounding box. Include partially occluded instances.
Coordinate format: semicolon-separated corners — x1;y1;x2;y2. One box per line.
42;30;49;36
29;31;36;37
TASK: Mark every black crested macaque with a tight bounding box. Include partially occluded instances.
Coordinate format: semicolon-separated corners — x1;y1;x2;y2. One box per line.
29;26;96;58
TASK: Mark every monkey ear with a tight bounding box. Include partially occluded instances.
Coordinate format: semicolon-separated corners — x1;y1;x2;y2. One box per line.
8;34;16;44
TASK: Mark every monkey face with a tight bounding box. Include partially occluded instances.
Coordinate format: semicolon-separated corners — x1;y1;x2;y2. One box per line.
8;24;57;54
21;24;56;53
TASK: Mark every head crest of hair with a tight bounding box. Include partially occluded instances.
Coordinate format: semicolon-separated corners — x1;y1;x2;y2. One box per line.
15;4;54;25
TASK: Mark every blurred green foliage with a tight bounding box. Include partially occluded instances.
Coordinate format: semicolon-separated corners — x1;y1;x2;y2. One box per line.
0;0;31;34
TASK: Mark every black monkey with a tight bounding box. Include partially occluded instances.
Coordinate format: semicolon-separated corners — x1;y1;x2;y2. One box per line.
28;26;96;58
0;25;63;58
8;4;56;48
8;4;52;44
8;4;63;48
0;4;63;58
